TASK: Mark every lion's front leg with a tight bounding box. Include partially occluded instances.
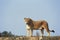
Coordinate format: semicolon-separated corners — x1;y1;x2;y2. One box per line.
26;29;29;36
26;25;30;36
26;29;33;36
26;25;33;36
30;29;33;36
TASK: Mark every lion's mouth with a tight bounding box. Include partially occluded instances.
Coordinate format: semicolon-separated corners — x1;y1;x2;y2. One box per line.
25;22;30;25
25;22;28;24
26;23;29;24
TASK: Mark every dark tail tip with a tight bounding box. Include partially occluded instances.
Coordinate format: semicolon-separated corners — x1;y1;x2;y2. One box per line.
51;30;55;33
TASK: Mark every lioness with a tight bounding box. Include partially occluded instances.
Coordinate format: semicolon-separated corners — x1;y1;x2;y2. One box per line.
24;18;55;37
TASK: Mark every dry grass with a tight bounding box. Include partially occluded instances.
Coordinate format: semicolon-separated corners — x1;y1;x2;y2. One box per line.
0;36;60;40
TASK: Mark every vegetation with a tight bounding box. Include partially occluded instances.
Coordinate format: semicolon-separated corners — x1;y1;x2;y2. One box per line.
0;31;60;40
0;31;15;37
0;36;60;40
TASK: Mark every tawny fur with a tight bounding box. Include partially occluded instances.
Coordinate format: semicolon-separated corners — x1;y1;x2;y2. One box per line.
24;18;55;36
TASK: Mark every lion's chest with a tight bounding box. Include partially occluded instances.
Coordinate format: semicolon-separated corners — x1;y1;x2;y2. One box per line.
26;25;30;29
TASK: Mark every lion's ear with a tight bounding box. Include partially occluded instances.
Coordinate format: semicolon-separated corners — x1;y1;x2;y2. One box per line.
24;18;26;19
24;18;25;19
29;19;33;22
24;17;29;19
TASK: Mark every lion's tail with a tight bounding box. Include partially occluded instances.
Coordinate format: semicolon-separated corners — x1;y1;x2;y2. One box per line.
49;30;55;33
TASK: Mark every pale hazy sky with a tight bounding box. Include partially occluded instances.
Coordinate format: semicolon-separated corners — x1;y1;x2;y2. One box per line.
0;0;60;36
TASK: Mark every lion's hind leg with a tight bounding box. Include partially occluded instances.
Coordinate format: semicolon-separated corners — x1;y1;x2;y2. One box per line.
41;25;50;37
40;28;44;40
44;26;50;36
40;28;44;37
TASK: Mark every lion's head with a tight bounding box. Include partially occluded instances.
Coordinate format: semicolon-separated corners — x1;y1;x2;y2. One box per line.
24;18;32;25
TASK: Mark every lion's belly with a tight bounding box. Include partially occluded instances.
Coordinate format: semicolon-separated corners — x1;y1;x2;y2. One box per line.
33;26;43;30
33;26;40;30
